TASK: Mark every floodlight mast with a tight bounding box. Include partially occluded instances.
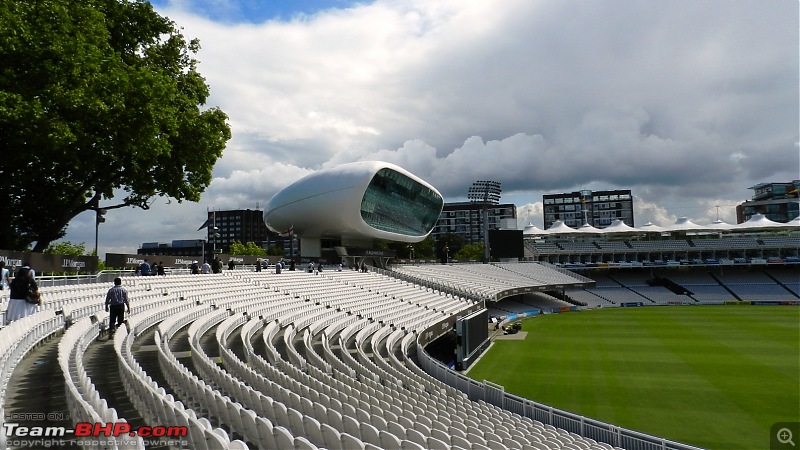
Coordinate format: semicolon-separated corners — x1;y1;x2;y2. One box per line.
467;180;502;263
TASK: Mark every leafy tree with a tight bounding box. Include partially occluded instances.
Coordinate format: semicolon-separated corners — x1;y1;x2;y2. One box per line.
229;241;267;256
386;242;410;258
0;0;231;251
387;236;437;259
454;242;484;261
44;241;87;257
228;241;246;256
244;242;267;256
413;236;437;259
266;246;284;256
436;233;466;262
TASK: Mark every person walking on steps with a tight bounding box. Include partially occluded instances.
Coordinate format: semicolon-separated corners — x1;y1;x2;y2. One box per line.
105;277;130;337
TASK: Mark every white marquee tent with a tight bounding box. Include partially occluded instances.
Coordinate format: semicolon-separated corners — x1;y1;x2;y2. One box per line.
525;213;798;236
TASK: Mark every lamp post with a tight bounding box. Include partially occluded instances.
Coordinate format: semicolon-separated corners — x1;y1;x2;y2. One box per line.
407;244;414;261
467;180;502;263
94;208;106;258
211;226;220;256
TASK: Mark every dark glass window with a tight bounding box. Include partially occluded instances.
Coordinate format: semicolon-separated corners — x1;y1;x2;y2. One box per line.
361;168;443;236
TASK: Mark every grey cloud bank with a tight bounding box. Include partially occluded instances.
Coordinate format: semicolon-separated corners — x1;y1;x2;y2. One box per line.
62;0;798;255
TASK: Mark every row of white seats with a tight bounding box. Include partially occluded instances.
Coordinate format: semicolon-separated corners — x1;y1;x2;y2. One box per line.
182;303;331;449
0;311;65;448
216;305;449;449
57;312;144;450
225;282;608;450
6;271;626;450
113;301;247;450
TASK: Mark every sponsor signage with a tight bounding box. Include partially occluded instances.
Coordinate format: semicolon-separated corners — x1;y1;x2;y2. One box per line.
345;247;396;257
105;253;276;269
750;301;800;306
0;250;98;273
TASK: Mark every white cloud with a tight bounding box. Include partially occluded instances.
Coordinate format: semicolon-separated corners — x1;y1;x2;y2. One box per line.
61;0;798;254
516;203;544;229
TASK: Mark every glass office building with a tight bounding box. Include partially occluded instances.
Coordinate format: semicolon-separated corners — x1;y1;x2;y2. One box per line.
543;189;634;230
736;181;800;223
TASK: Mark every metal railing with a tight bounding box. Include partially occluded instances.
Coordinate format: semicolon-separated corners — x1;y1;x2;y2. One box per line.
30;269;193;287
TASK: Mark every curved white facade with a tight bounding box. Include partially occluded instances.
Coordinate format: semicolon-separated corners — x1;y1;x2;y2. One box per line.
264;161;443;243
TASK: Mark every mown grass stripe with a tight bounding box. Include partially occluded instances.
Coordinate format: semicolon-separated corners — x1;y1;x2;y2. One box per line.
467;306;800;450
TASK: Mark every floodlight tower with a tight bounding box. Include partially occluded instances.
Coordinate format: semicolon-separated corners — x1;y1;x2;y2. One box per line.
468;180;502;263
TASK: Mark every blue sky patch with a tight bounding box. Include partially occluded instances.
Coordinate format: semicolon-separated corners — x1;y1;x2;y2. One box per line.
149;0;368;23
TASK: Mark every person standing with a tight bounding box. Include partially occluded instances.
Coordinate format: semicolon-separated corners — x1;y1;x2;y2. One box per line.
157;262;166;276
105;277;130;336
201;260;211;274
20;262;35;279
138;259;151;276
0;261;10;292
190;261;200;274
6;266;40;325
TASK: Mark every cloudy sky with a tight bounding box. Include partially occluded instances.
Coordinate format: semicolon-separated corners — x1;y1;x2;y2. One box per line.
62;0;798;255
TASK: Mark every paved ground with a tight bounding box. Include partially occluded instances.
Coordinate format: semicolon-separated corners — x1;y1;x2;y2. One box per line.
493;331;528;340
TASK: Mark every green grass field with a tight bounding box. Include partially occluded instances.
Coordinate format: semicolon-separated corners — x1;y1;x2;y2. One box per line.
467;306;800;450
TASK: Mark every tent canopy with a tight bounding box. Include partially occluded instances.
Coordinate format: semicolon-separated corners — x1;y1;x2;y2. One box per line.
527;214;798;237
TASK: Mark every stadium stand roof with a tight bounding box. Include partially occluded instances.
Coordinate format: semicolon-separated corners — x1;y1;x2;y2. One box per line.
390;262;594;302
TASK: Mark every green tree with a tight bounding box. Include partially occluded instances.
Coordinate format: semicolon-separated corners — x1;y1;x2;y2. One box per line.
413;236;437;259
244;242;267;256
386;236;437;260
228;241;267;256
0;0;231;251
436;233;467;262
44;241;87;257
228;241;246;256
266;246;284;256
454;242;484;261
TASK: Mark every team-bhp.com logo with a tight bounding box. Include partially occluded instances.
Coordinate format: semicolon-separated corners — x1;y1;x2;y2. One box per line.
3;422;188;446
74;422;188;438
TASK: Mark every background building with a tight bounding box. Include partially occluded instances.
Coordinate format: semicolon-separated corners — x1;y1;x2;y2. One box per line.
543;189;634;229
139;209;279;257
139;239;205;257
736;180;799;223
205;209;272;254
431;202;517;243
